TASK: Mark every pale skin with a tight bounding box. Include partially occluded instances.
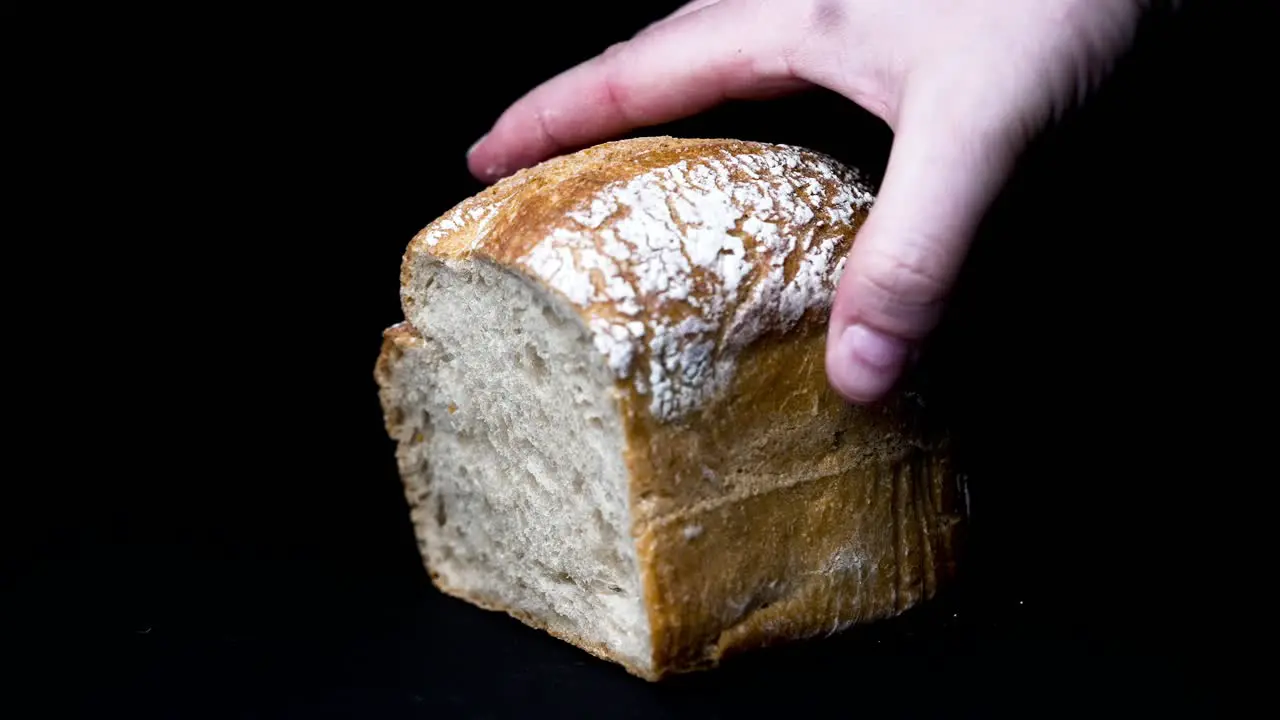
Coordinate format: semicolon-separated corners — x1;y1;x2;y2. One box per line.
466;0;1149;404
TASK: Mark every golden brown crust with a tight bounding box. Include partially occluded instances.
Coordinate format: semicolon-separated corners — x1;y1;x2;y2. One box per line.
384;137;966;679
374;322;423;439
404;137;864;265
627;332;960;677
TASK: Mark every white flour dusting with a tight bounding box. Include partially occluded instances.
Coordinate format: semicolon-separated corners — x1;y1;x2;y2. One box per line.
516;144;874;421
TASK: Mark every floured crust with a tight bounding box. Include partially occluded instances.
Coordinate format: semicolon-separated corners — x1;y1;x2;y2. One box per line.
401;136;874;425
387;136;966;679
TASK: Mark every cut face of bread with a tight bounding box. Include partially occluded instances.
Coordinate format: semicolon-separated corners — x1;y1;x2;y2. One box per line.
380;259;650;669
376;137;966;680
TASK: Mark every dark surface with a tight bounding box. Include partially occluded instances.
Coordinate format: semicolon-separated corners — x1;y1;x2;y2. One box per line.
5;2;1269;716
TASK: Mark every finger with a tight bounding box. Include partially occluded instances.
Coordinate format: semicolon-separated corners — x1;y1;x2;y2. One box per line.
466;0;807;182
631;0;722;42
825;86;1026;404
662;0;721;23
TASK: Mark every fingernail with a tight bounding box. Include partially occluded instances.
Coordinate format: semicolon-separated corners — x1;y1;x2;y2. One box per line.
466;133;488;158
834;324;909;401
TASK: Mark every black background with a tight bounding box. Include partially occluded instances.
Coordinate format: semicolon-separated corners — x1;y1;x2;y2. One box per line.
5;1;1271;716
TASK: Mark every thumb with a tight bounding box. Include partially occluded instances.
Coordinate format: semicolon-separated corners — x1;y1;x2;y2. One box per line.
825;96;1025;403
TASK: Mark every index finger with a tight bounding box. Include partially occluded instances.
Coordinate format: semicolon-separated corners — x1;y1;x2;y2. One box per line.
465;1;806;182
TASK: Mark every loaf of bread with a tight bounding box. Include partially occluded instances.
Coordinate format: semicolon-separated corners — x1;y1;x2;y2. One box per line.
375;136;966;680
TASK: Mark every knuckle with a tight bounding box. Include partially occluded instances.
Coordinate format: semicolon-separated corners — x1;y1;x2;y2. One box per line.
527;102;562;148
854;240;952;322
602;41;630;59
805;0;847;35
598;61;637;125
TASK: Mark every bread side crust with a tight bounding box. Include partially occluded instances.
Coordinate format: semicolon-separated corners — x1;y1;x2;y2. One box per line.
626;330;962;678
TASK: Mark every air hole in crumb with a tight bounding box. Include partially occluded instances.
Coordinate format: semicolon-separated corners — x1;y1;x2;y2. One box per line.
441;352;454;363
587;416;604;430
524;344;548;377
540;303;561;326
608;585;623;594
434;497;447;527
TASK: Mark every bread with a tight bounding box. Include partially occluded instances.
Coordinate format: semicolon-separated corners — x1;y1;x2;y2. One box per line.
375;136;966;680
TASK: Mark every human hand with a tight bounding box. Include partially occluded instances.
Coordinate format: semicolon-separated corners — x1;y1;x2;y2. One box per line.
466;0;1146;403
